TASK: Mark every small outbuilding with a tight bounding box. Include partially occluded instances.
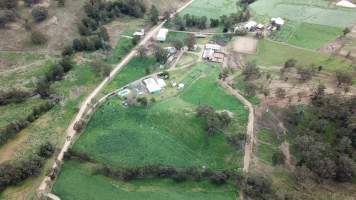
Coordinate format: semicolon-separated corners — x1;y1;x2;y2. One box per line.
244;21;257;31
133;29;145;38
156;28;169;42
143;77;166;93
271;17;285;26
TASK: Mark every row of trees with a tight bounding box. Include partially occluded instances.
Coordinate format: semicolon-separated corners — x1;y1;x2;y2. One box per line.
0;101;55;146
0;142;54;192
171;3;250;32
0;89;31;106
285;94;355;183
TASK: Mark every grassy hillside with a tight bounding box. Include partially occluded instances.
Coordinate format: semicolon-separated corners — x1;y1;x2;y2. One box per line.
180;0;239;18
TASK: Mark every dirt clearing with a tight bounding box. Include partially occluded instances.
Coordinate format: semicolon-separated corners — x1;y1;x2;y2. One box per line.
232;36;258;54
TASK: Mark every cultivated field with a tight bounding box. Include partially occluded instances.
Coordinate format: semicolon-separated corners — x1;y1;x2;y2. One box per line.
180;0;239;18
53;64;248;199
250;0;356;28
232;37;258;54
269;21;343;49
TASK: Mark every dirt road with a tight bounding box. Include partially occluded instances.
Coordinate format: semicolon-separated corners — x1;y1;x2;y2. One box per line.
219;81;255;173
37;0;195;198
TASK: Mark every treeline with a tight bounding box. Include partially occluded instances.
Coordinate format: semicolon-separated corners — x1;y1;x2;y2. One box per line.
0;101;55;146
171;3;250;32
63;0;146;56
63;149;242;185
285;93;356;183
0;89;32;106
0;142;54;192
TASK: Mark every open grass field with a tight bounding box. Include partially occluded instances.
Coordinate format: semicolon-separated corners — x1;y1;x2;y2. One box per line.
105;37;134;64
269;21;343;50
101;56;158;96
247;39;355;74
180;0;239;18
250;0;356;28
53;160;238;200
256;129;281;165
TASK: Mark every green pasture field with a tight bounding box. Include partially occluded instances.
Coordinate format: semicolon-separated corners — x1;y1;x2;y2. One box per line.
270;21;343;49
0;60;54;91
247;39;355;74
105;37;134;64
53;160;238;200
176;53;199;68
101;56;158;95
180;0;239;19
256;129;280;165
0;98;47;130
250;0;356;28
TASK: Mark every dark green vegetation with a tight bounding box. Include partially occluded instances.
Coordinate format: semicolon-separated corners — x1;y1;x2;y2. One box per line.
53;161;238;200
285;94;355;182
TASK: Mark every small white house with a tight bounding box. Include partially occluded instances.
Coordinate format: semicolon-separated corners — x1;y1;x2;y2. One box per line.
156;28;169;42
244;21;257;31
271;17;285;26
336;0;356;8
205;43;221;51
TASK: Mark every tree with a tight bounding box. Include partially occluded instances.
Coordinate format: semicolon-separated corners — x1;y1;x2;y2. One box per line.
297;67;313;82
184;34;196;51
173;15;185;30
31;30;47;45
78;23;91;36
24;0;41;7
35;79;51;98
0;10;16;28
171;39;183;50
153;45;168;64
38;142;54;158
272;151;285;166
242;61;260;80
210;18;219;27
244;175;275;200
137;46;147;58
0;0;18;9
276;88;286;99
98;26;110;41
343;27;350;36
335;156;354;182
56;0;65;7
335;71;352;87
31;6;48;22
284;59;297;68
149;5;159;25
137;97;148;107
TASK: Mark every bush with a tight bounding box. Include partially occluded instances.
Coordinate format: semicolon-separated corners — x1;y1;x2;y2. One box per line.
31;6;48;22
38;142;55;158
0;89;31;105
0;10;16;28
272;151;285;166
31;30;47;45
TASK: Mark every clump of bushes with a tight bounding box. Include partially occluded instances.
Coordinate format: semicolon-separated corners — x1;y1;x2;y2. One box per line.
31;6;48;22
196;105;232;137
0;89;31;105
31;30;47;45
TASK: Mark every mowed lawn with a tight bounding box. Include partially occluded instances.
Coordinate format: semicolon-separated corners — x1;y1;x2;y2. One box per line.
270;21;343;49
180;0;239;18
53;161;238;200
250;0;356;28
248;39;354;73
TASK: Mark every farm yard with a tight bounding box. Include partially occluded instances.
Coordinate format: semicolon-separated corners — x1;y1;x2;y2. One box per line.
250;0;356;28
180;0;240;18
53;64;248;199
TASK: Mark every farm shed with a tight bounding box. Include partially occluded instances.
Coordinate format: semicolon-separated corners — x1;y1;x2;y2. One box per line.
143;78;166;93
202;43;225;63
244;21;257;30
133;29;145;38
156;28;169;42
271;17;285;26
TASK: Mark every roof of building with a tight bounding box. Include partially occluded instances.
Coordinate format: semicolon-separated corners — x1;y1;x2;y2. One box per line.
205;43;221;50
157;28;169;41
143;78;162;93
244;21;257;29
271;17;285;25
336;0;356;8
156;78;167;88
203;48;215;59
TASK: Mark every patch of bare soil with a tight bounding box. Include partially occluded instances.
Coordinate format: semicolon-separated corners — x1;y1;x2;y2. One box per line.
232;36;258;54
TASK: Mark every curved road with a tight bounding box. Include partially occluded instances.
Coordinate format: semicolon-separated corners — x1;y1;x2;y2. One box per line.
37;0;195;197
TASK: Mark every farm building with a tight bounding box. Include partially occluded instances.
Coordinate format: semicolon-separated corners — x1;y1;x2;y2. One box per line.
244;21;257;31
133;29;145;38
143;77;166;93
202;44;225;63
156;28;169;42
271;17;285;26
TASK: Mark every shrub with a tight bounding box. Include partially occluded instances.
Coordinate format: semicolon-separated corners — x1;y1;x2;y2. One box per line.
31;30;47;45
38;142;55;158
272;151;285;166
31;6;48;22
